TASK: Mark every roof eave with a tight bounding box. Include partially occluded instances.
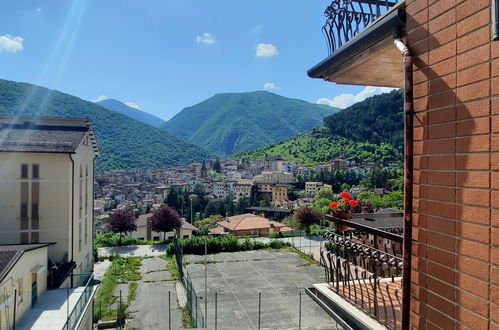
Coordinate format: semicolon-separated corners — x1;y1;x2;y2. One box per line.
307;3;406;80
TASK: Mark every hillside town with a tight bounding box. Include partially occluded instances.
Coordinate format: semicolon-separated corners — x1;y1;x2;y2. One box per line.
0;0;497;329
93;155;382;219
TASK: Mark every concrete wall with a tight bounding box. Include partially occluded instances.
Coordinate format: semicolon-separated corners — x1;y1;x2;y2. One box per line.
0;153;72;263
72;137;96;273
406;0;497;327
0;132;96;274
0;247;48;330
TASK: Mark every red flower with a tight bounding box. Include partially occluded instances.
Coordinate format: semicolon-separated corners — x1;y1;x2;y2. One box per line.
344;198;350;203
328;202;338;209
339;191;351;200
348;199;358;207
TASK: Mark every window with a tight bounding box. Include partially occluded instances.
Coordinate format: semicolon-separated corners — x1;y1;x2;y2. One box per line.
32;204;39;219
32;164;39;179
84;218;88;245
20;203;28;218
85;178;88;214
20;164;28;179
78;222;82;252
17;279;23;303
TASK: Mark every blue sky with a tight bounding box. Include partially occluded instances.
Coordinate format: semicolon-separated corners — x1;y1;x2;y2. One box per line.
0;0;393;120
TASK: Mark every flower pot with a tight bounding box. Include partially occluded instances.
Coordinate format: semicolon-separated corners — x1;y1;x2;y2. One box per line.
331;211;352;220
331;211;352;232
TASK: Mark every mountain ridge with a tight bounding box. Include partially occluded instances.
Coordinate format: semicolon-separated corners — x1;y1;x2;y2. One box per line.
235;90;404;165
161;91;339;155
0;79;214;171
96;98;165;127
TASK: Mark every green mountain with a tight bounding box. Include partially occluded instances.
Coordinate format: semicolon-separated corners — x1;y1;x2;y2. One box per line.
161;91;339;155
96;98;165;127
235;90;404;165
324;89;404;148
0;79;213;171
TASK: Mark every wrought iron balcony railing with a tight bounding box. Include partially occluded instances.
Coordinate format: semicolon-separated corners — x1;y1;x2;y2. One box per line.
321;215;404;329
322;0;401;54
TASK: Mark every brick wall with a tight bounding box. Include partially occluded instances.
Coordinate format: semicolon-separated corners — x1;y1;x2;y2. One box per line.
406;0;497;328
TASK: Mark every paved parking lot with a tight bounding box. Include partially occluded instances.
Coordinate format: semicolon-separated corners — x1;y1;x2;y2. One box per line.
184;250;341;329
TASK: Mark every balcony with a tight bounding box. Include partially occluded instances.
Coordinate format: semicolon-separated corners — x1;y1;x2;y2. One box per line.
308;213;404;329
16;273;97;330
308;0;406;87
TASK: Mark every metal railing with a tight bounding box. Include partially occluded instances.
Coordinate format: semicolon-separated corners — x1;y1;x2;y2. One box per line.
321;229;403;329
322;0;401;54
62;273;95;330
184;271;205;328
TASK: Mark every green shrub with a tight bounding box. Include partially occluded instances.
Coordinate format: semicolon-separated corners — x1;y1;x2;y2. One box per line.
268;240;288;249
94;233;163;248
165;235;289;255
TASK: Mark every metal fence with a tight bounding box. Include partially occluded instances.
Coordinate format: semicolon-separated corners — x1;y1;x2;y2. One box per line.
62;273;95;330
184;271;205;328
173;238;206;328
171;237;342;329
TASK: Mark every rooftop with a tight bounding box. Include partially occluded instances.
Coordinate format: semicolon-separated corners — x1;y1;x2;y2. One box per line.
0;116;99;154
0;243;54;282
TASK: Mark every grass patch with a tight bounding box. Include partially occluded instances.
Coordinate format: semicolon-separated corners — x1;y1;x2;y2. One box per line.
94;257;142;322
128;282;138;302
191;259;223;265
285;246;321;266
182;305;194;328
163;254;180;281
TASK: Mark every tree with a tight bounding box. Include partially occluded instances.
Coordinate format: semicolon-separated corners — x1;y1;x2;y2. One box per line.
106;210;137;245
294;206;323;232
194;215;224;235
213;158;221;173
148;206;182;242
315;187;334;200
311;198;333;215
340;183;351;192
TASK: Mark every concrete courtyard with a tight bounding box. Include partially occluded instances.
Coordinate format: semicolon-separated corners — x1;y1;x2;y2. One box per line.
184;250;342;329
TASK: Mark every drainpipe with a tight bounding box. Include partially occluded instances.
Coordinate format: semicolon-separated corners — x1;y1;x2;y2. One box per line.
394;37;413;330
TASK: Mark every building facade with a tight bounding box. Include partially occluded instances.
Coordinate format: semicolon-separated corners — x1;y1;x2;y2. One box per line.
308;0;497;328
0;116;99;274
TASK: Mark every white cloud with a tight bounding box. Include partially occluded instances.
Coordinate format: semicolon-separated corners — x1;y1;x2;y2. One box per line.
256;43;278;57
317;86;397;109
0;35;23;53
196;32;216;45
263;82;280;90
124;101;141;110
92;95;108;103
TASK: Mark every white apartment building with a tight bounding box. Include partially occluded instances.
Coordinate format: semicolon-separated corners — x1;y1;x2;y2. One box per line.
305;181;324;196
232;183;252;202
0;116;100;275
252;171;294;184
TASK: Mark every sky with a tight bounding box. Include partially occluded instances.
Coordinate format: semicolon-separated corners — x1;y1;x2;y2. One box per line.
0;0;394;121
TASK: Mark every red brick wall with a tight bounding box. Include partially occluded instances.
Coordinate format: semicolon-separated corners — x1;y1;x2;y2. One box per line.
406;0;497;328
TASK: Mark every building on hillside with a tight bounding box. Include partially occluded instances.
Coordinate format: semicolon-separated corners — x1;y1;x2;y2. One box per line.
232;183;252;202
252;171;294;184
130;214;199;241
211;181;235;199
307;0;497;328
211;213;292;236
0;116;99;277
304;181;324;196
271;184;288;203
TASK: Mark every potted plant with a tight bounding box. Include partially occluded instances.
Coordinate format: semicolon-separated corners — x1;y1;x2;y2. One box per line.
328;192;359;231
